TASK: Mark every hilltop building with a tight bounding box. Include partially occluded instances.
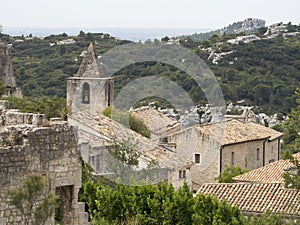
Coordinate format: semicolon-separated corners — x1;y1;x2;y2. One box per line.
163;119;282;186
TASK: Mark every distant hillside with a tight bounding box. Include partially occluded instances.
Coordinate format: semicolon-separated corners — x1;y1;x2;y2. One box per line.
0;31;129;97
0;20;300;115
177;18;266;41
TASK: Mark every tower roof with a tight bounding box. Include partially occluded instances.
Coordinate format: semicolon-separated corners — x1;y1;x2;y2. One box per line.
76;42;97;77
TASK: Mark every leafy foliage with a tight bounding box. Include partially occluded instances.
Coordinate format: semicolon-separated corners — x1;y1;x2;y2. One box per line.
102;106;151;138
280;89;300;153
2;96;69;120
216;165;249;183
9;174;58;225
80;180;244;225
282;151;300;190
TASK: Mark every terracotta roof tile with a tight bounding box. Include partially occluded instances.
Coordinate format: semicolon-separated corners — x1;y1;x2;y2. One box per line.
233;153;300;183
197;183;300;215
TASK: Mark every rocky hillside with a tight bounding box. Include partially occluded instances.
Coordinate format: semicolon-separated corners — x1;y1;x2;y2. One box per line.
0;20;299;115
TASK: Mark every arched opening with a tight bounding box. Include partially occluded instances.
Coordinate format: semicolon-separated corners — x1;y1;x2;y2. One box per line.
82;82;90;104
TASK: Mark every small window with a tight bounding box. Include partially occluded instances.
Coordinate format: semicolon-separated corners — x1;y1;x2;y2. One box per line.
231;152;234;165
82;82;90;104
256;148;260;160
245;158;248;167
179;170;186;179
195;154;201;164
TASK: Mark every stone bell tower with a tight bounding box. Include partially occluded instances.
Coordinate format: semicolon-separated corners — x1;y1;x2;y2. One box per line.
67;43;114;115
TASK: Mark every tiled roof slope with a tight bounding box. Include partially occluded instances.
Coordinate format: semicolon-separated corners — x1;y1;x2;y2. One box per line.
198;119;282;146
69;109;186;169
233;153;300;183
197;183;300;215
132;107;180;138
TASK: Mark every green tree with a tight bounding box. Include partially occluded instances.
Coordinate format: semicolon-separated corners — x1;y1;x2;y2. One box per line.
281;89;300;153
282;151;300;190
216;165;249;183
9;174;58;225
0;80;6;96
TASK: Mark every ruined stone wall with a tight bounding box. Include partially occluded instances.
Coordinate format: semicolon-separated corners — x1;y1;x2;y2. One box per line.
0;109;87;225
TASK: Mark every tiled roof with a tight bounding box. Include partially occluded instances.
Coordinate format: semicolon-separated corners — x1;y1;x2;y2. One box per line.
198;119;282;146
132;107;180;138
69;109;186;169
197;183;300;215
233;153;300;183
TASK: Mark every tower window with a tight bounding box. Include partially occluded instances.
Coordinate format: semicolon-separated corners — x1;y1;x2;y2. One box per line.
82;82;90;104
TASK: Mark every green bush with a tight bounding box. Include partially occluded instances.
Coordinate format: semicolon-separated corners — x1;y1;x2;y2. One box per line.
102;106;151;138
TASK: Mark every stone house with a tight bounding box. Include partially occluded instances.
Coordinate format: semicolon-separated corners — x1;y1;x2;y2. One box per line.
0;103;88;225
67;43;192;189
164;119;283;186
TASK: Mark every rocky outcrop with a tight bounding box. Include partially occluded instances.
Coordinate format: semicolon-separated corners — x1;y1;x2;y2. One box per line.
0;40;21;97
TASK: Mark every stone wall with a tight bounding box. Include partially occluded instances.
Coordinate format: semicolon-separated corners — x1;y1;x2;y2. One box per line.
222;138;281;171
0;109;88;225
167;127;221;184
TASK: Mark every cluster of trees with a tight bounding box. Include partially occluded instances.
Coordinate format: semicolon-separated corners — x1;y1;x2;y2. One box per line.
0;31;129;98
2;96;69;120
80;180;244;225
79;176;294;225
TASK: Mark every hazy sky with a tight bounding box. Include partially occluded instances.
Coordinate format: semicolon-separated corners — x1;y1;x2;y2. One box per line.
1;0;300;29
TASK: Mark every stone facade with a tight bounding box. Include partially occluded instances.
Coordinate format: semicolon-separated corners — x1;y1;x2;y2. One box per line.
165;119;282;185
0;106;88;225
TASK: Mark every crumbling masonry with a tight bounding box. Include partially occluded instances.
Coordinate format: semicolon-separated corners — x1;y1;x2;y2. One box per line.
0;101;89;225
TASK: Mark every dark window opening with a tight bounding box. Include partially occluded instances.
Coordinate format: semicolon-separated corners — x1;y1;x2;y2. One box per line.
257;148;260;160
82;82;90;104
179;170;186;179
195;154;200;164
231;152;234;165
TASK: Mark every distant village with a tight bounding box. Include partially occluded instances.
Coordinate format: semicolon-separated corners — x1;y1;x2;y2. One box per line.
0;20;299;224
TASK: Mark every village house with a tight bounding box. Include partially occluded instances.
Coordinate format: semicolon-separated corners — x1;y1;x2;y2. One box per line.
163;119;283;186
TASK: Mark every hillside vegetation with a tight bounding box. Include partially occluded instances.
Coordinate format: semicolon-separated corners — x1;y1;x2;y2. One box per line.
0;20;300;115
